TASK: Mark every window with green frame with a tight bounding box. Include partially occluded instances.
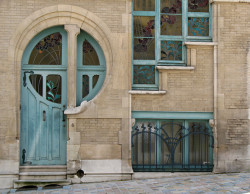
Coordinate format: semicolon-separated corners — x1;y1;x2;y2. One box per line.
76;31;106;106
132;0;212;90
131;112;214;172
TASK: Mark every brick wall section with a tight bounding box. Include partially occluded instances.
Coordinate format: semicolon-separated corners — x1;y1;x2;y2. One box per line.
132;47;214;112
226;119;248;145
217;3;250;146
76;119;121;145
215;3;250;172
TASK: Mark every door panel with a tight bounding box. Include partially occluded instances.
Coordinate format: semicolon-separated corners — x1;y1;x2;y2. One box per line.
39;102;49;160
52;107;61;159
21;71;67;165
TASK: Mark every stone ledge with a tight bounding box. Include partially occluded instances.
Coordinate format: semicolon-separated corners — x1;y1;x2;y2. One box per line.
211;0;250;3
184;42;218;46
157;66;195;71
14;179;70;183
19;172;67;176
129;90;167;95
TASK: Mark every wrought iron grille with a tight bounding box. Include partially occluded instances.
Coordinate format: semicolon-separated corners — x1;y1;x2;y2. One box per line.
132;120;214;172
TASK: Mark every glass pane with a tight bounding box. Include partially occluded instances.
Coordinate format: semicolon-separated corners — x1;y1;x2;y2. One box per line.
188;17;209;36
82;75;89;98
132;121;157;166
161;15;182;35
161;0;182;13
46;75;61;104
134;16;155;37
92;75;99;89
134;38;155;60
188;0;209;12
133;65;155;84
29;74;43;96
161;41;182;61
160;121;184;165
133;0;155;11
82;40;100;65
29;33;62;65
189;122;211;165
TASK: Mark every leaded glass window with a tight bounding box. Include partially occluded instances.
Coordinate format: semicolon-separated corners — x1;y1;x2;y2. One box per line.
29;32;62;65
132;0;212;90
77;31;106;106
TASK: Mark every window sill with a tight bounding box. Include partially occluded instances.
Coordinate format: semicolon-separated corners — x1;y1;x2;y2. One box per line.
184;42;218;46
157;66;195;71
129;90;167;95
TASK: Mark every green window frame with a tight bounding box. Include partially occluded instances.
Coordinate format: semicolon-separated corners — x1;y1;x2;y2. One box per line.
76;31;106;106
131;111;214;172
132;0;212;90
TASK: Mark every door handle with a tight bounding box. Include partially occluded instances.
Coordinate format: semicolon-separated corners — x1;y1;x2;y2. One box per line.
23;71;34;87
62;105;66;122
43;110;46;121
62;111;66;122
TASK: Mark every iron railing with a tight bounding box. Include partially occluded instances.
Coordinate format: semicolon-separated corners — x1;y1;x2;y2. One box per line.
132;120;214;172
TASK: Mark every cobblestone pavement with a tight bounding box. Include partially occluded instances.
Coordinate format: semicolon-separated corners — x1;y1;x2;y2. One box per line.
1;173;250;193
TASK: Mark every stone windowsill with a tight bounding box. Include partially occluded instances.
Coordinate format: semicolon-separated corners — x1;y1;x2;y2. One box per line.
157;66;195;71
184;42;218;46
129;90;167;95
210;0;250;3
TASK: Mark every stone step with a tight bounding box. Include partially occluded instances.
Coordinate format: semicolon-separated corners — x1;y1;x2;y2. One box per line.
20;165;67;172
19;172;67;180
14;179;71;189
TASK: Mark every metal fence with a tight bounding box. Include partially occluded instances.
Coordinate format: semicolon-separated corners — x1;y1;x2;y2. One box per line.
132;120;214;172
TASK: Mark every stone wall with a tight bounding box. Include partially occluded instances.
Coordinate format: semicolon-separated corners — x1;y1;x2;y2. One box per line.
132;46;214;112
215;2;250;172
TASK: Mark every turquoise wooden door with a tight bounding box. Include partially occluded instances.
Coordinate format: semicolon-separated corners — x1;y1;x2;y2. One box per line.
20;27;67;165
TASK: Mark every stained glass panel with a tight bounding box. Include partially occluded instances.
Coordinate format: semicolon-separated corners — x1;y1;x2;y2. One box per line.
188;0;209;12
161;41;182;61
134;38;155;60
134;16;155;37
29;74;43;96
82;40;100;65
46;75;61;104
161;0;182;14
92;75;99;89
82;75;89;98
29;33;62;65
133;65;155;84
133;0;155;11
188;17;209;36
161;15;182;35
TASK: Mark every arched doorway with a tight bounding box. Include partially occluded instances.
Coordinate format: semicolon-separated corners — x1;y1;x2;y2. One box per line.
20;26;67;165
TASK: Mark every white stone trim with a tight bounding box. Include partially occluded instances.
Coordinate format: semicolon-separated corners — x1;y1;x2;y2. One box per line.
211;0;250;3
128;90;167;95
184;42;218;46
157;66;195;71
64;24;80;108
64;101;91;114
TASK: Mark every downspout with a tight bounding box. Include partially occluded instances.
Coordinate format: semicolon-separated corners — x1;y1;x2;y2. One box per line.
212;2;219;172
213;44;218;171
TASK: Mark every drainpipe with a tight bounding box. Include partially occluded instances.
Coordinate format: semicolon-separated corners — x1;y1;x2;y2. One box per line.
212;2;219;172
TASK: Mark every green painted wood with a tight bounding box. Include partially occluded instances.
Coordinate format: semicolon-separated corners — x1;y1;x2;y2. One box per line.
76;31;106;106
20;26;67;166
132;111;214;120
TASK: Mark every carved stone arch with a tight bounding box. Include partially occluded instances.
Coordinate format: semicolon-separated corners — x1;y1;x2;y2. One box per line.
8;5;113;138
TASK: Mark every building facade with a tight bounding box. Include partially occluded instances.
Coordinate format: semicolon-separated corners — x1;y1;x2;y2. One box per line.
0;0;249;189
